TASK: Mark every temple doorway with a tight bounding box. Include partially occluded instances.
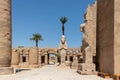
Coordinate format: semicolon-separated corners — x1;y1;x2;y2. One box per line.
41;56;45;64
48;54;56;65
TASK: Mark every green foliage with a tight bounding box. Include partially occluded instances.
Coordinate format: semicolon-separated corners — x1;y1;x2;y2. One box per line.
18;46;24;48
30;33;43;41
60;17;68;24
55;54;61;58
30;33;43;47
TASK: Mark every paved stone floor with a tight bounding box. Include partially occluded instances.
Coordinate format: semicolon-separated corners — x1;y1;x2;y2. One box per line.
0;65;113;80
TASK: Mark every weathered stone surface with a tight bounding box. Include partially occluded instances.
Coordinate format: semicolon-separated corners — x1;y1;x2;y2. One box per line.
97;0;120;77
59;35;68;50
11;49;20;65
0;0;12;67
11;47;81;69
114;0;120;75
60;49;66;64
0;0;13;74
29;48;38;65
97;0;113;75
78;2;97;75
0;67;13;75
81;2;97;56
72;57;78;69
78;46;96;74
59;35;68;64
78;63;96;75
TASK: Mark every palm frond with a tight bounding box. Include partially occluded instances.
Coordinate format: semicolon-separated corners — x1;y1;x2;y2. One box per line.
60;17;68;24
30;33;43;41
30;33;43;47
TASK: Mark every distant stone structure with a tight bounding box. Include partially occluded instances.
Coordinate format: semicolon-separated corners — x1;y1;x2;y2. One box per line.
78;2;97;75
11;47;81;69
0;0;13;74
97;0;120;77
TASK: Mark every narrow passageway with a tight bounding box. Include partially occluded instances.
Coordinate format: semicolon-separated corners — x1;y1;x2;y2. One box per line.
0;65;113;80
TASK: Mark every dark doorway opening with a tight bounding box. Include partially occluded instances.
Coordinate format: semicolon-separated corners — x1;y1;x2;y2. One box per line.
41;56;45;64
70;56;73;62
65;56;67;61
22;56;26;62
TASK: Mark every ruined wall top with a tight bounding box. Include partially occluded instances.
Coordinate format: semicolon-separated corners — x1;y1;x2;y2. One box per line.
12;47;82;55
80;1;97;56
84;1;97;22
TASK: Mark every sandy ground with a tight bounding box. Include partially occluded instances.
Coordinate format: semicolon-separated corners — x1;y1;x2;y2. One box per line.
0;65;113;80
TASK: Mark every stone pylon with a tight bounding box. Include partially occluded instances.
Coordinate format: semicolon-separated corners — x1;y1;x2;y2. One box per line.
0;0;13;74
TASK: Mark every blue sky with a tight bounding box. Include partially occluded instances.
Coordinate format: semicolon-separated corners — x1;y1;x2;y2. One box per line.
12;0;95;48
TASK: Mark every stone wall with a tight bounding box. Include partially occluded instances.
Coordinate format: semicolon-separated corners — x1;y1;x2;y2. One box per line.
11;49;20;66
81;2;97;56
29;48;38;65
97;0;120;76
114;0;120;75
78;2;97;75
11;48;39;68
11;47;82;68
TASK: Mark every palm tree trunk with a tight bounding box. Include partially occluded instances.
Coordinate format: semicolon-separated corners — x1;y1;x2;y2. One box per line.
36;40;38;48
62;24;64;35
0;0;12;67
36;40;39;64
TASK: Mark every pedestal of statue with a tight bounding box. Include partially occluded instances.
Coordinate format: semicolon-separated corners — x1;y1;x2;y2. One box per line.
77;46;97;75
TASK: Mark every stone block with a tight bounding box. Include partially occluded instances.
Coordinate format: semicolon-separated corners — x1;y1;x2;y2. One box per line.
0;67;13;75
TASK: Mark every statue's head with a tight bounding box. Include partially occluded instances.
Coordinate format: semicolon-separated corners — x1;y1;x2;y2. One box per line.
61;35;66;44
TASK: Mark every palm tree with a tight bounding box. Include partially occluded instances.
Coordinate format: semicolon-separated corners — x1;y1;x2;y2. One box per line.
60;17;68;35
30;33;43;48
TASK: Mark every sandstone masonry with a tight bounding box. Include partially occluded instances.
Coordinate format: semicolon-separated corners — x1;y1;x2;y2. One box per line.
11;47;81;69
78;2;97;75
0;0;13;74
97;0;120;77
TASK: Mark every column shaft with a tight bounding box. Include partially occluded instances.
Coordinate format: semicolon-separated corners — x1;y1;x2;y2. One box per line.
0;0;12;67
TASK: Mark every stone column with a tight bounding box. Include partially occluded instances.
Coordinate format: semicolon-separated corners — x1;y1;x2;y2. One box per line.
60;49;66;64
20;54;23;64
0;0;13;74
11;49;20;66
0;0;12;67
65;54;71;66
29;48;38;64
45;54;48;65
67;55;70;61
25;50;29;63
38;54;41;65
26;55;29;63
55;55;58;63
72;52;77;69
73;53;76;63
